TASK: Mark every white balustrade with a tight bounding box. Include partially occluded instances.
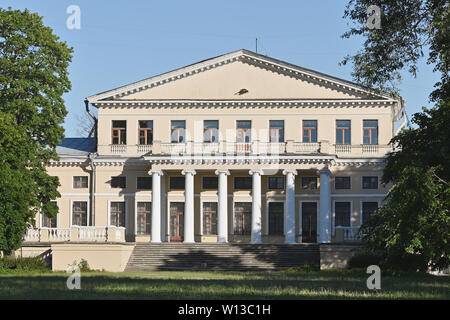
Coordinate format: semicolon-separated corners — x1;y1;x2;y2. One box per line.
335;144;352;153
110;144;127;154
24;228;40;242
336;226;360;241
160;143;186;155
137;144;152;154
48;228;71;242
77;226;107;241
294;142;320;153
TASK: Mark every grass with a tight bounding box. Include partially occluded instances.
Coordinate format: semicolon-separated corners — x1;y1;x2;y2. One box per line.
0;269;448;299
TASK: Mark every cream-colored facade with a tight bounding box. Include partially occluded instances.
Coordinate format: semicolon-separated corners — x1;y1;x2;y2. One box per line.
24;49;405;253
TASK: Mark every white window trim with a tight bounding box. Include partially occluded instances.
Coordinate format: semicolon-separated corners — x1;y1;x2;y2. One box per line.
70;199;90;227
332;200;353;236
135;200;151;236
232;199;252;235
200;200;218;236
107;199;128;229
266;199;286;236
298;200;320;243
167;200;185;239
40;199;60;229
359;199;382;226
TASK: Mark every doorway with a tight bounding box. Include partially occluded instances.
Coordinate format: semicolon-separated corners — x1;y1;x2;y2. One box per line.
170;202;184;242
301;202;317;243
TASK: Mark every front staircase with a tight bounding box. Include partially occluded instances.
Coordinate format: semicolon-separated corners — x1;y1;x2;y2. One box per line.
125;243;320;271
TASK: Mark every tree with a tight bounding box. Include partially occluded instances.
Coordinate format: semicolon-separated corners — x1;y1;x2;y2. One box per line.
343;0;449;271
0;8;72;254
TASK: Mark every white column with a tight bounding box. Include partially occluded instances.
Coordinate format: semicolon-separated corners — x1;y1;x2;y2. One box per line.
318;167;332;243
160;173;167;242
283;169;297;243
182;169;196;243
215;170;230;243
249;169;263;243
150;170;163;243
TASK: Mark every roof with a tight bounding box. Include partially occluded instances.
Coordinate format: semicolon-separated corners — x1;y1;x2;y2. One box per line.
56;138;96;157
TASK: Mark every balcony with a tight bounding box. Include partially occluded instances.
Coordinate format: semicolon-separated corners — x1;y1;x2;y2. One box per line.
334;226;361;242
334;144;391;156
23;226;126;243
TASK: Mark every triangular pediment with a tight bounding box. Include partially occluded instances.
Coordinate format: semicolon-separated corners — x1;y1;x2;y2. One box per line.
87;50;393;104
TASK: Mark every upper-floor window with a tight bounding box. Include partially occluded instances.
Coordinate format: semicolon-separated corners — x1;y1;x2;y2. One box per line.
137;177;152;190
236;120;251;143
335;176;351;189
269;120;284;142
363;120;378;145
362;176;378;189
73;176;88;189
202;176;218;190
42;201;57;228
170;176;185;190
171;120;185;143
268;176;285;190
302;177;318;190
234;177;252;190
139;120;153;145
336;120;351;145
111;176;126;189
204;120;219;143
112;120;126;145
303;120;318;143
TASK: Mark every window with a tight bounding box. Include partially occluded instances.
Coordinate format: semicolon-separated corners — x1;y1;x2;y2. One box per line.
234;202;252;235
73;176;88;189
336;120;351;145
303;120;318;143
204;120;219;143
202;202;217;235
302;177;318;190
269;120;284;142
111;176;126;188
363;120;378;145
362;176;378;189
72;201;88;226
139;120;153;145
268;177;284;190
335;177;351;189
42;201;57;228
202;177;218;190
170;176;185;190
335;202;351;227
268;202;284;235
362;202;378;225
112;120;127;145
171;120;185;143
136;202;151;235
236;120;251;143
137;177;152;190
234;177;252;190
110;201;125;227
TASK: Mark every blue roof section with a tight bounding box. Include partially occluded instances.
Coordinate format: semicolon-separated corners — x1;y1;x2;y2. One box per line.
56;138;96;156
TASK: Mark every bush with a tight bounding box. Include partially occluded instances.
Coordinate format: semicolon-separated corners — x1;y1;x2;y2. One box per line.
0;256;48;272
347;252;381;269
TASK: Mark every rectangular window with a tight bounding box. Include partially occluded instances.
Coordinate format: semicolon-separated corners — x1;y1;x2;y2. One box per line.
73;176;88;189
335;202;351;227
112;120;127;145
110;201;125;227
137;177;152;190
171;120;186;143
236;120;251;143
204;120;219;143
136;202;151;235
302;177;318;190
42;201;57;228
202;202;218;235
268;177;285;190
111;176;126;188
72;201;88;226
138;120;153;145
170;176;185;190
335;177;351;189
269;120;284;142
303;120;318;143
362;176;378;189
362;202;378;225
363;120;378;145
268;202;284;235
234;202;252;235
336;120;351;145
234;177;252;190
202;177;218;190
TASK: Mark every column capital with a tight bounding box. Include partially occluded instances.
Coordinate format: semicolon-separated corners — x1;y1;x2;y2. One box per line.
317;167;332;176
249;169;264;176
181;169;197;176
282;169;298;176
149;169;164;176
215;169;230;176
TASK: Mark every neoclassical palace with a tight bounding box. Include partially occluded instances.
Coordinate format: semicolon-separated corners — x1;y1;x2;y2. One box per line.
21;50;405;271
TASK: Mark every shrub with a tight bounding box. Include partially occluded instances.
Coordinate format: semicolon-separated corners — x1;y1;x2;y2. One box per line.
347;252;381;269
0;256;48;272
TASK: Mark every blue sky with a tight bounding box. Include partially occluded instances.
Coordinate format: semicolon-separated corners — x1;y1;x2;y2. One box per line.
2;0;439;137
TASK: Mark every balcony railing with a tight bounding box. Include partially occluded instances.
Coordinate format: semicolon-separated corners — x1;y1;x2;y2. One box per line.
193;142;220;154
259;142;286;154
335;226;361;242
23;226;125;243
227;142;252;154
137;144;152;154
294;142;320;153
110;144;127;154
160;143;186;155
335;144;352;154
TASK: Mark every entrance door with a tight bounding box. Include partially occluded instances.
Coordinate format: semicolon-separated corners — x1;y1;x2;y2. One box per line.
302;202;317;243
170;202;184;242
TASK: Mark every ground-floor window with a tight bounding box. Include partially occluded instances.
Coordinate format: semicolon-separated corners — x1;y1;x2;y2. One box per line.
136;202;151;235
268;202;284;235
234;202;252;235
361;201;379;225
72;201;88;226
110;201;126;227
42;214;57;228
202;202;217;235
334;201;351;227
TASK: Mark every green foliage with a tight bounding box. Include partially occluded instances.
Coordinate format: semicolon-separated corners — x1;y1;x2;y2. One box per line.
348;252;382;269
0;8;72;254
0;256;48;273
70;259;92;272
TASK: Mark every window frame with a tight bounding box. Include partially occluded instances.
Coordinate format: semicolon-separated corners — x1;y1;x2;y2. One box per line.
362;120;379;145
232;201;252;235
335;176;351;190
41;200;58;228
203;120;219;143
73;176;88;189
360;200;381;226
70;200;89;227
138;120;153;145
301;176;318;190
269;120;285;143
267;200;285;235
362;176;379;189
299;200;319;242
336;120;351;145
236;120;252;143
233;176;253;190
111;120;127;145
135;201;151;235
201;201;218;236
202;176;219;190
169;176;185;190
171;120;186;143
332;200;352;234
136;176;152;190
108;200;127;228
110;176;126;189
267;176;285;190
302;120;318;143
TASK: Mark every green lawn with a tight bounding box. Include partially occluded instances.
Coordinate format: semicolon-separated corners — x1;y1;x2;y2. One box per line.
0;269;448;299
